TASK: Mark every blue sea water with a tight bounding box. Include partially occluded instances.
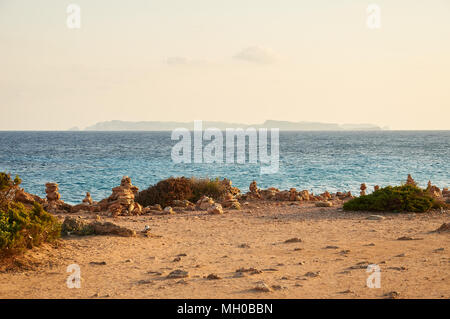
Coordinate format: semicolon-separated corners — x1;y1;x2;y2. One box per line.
0;131;449;204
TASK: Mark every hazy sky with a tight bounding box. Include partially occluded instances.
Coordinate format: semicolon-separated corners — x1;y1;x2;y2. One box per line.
1;0;449;130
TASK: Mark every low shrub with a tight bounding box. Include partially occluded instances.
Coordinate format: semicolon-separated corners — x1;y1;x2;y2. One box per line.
189;177;228;203
0;173;61;256
0;202;61;254
135;177;228;207
343;184;444;213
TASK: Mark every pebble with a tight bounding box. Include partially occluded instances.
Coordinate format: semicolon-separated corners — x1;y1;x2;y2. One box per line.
252;281;272;292
366;215;385;220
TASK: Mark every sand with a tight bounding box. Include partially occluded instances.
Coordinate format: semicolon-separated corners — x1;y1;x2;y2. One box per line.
0;202;449;299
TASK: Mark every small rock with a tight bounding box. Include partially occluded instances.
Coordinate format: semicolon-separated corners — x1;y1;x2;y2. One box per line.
252;281;272;292
434;223;450;233
338;289;354;294
206;273;221;280
315;201;333;207
167;269;189;279
366;215;385;220
89;261;107;266
304;271;320;278
324;245;339;249
163;206;174;214
236;267;262;275
397;236;423;241
384;291;400;299
271;285;285;290
238;243;251;248
208;203;224;215
284;237;302;243
388;266;407;271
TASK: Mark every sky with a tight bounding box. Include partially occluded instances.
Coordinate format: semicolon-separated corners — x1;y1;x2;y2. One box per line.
1;0;449;130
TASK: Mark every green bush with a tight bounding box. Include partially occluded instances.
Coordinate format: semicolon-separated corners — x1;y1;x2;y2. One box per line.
189;177;228;203
135;177;228;208
0;173;60;255
343;184;443;213
0;172;21;191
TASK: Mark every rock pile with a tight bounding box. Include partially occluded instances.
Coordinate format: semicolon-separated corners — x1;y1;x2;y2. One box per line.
406;174;417;186
260;187;279;200
44;182;71;214
221;178;241;196
248;181;261;199
426;181;443;199
443;188;450;203
243;182;352;203
360;183;367;196
96;176;142;217
221;193;241;210
45;182;60;201
208;203;224;214
82;192;93;205
172;199;195;211
72;192;95;213
196;195;215;210
299;190;310;201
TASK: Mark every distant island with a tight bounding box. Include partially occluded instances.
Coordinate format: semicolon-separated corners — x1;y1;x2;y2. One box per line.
79;120;385;131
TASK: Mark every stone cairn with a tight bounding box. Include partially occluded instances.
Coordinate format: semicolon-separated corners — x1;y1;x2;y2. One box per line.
45;182;61;201
406;174;417;186
221;178;241;196
44;182;71;213
97;176;142;217
72;191;95;213
248;181;261;199
360;183;367;196
221;193;241;210
426;180;443;199
82;192;93;205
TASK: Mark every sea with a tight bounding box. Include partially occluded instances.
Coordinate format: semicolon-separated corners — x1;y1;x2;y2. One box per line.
0;131;449;204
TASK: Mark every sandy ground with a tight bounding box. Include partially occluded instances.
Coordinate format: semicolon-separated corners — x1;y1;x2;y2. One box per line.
0;201;449;299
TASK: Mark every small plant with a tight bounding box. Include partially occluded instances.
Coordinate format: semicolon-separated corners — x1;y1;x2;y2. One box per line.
343;184;444;213
190;177;228;203
0;202;61;254
135;177;228;207
0;173;61;256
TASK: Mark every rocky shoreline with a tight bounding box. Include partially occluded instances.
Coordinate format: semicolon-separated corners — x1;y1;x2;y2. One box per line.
8;174;450;218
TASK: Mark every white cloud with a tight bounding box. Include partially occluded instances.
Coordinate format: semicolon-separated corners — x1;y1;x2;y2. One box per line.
233;46;276;64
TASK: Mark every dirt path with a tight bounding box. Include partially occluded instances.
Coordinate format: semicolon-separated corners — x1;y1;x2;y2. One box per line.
1;202;449;299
